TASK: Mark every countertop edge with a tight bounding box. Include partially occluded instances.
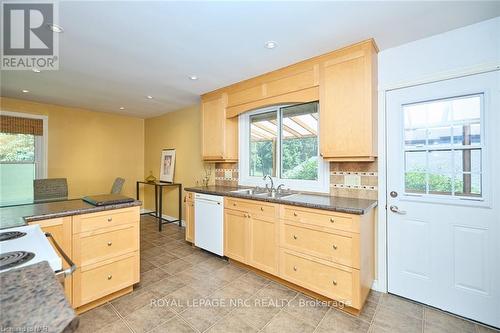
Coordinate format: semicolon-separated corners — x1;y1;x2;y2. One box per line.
185;187;377;215
22;200;142;223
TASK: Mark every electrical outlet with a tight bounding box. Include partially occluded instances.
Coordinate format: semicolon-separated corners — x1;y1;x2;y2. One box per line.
344;174;361;186
224;170;233;180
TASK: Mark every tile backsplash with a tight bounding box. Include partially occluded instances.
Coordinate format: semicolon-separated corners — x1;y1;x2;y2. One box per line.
215;161;378;200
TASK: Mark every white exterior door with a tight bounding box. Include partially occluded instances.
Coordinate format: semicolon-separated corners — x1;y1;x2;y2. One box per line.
386;71;500;327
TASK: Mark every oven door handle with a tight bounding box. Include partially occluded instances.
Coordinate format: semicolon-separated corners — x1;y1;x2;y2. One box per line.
45;232;77;278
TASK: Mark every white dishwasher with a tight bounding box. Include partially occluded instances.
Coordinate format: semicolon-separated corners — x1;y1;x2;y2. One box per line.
194;193;224;256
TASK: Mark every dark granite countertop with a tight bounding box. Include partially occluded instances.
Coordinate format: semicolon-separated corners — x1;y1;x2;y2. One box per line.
0;199;142;230
0;261;79;333
185;186;377;215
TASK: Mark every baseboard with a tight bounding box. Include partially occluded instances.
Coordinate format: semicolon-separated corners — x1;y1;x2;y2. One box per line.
371;279;386;293
140;208;185;227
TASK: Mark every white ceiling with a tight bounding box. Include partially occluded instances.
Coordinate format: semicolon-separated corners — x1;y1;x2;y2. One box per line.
1;1;499;118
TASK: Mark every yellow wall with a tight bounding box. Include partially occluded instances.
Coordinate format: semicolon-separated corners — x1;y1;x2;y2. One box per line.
144;104;210;218
0;97;144;199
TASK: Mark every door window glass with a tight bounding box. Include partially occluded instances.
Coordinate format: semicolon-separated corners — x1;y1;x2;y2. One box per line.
403;95;482;198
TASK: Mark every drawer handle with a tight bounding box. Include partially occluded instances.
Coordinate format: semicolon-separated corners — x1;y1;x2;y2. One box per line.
107;217;113;222
293;235;298;240
332;244;337;250
332;280;337;286
293;266;298;271
107;275;113;280
330;218;335;223
107;241;112;246
293;212;298;217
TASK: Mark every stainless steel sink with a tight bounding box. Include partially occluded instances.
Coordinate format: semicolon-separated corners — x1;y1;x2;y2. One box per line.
230;188;266;195
254;192;297;199
230;188;297;199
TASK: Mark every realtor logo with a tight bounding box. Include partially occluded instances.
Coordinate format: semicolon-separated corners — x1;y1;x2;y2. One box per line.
1;1;59;70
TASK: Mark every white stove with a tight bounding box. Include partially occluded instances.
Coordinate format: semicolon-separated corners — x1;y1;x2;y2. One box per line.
0;225;62;273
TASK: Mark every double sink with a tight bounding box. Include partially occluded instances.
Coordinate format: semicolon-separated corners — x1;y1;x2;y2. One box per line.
230;188;298;199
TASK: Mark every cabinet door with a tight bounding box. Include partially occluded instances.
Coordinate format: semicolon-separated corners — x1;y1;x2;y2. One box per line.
248;214;278;275
185;199;195;243
202;96;225;160
29;217;73;304
224;209;248;262
320;47;376;161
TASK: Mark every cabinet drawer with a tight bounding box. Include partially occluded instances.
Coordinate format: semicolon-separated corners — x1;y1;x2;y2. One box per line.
280;249;355;305
73;207;139;234
282;223;359;268
225;197;277;218
282;206;358;233
74;253;139;307
73;225;139;266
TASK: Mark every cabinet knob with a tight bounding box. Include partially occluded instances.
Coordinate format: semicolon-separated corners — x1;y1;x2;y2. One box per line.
233;203;237;206
330;218;335;223
293;235;298;240
247;214;251;218
293;266;298;271
293;212;298;217
332;244;337;250
332;280;337;286
107;241;112;246
107;275;113;280
243;214;247;218
107;217;113;222
260;207;264;211
320;153;324;157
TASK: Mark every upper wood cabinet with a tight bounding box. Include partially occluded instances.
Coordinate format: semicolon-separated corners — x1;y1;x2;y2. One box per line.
319;41;378;161
201;93;238;162
201;39;378;163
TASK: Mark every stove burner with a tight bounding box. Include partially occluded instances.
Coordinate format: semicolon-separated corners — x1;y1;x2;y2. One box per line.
0;251;35;270
0;231;27;242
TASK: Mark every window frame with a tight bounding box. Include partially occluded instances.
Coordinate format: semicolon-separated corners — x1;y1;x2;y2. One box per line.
0;111;48;179
239;103;329;193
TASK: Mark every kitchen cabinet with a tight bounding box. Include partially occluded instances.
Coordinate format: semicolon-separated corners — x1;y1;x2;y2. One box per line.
319;40;378;161
201;94;238;162
29;217;73;303
223;208;248;262
72;206;140;311
224;197;279;275
219;195;374;311
185;192;194;243
248;214;278;275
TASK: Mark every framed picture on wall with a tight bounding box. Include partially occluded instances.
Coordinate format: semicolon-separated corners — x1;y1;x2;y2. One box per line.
159;148;176;183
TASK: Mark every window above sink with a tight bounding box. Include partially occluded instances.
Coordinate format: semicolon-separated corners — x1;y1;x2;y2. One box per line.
238;102;330;193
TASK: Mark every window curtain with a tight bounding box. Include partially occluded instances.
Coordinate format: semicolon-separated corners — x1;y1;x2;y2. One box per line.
0;115;43;136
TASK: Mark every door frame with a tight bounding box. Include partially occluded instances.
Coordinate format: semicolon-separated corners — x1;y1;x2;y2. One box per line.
375;63;500;293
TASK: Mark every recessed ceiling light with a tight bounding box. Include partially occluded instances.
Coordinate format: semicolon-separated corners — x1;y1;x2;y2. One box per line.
32;68;41;73
264;41;277;49
22;89;29;93
188;75;198;81
47;23;64;33
146;95;153;99
119;107;125;110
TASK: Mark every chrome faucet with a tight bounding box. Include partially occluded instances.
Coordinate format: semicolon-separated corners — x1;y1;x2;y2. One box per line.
276;184;286;194
263;175;274;194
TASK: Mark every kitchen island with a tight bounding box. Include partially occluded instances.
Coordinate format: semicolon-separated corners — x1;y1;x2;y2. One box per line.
0;198;142;314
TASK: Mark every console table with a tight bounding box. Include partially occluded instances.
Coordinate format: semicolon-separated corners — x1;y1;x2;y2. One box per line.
136;181;182;231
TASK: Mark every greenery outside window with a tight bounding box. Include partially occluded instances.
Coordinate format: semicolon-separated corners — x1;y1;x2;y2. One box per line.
241;102;329;193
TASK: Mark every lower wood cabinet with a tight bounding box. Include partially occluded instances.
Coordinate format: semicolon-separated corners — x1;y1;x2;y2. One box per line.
185;194;195;243
222;196;374;311
248;214;278;275
224;208;248;263
31;206;140;313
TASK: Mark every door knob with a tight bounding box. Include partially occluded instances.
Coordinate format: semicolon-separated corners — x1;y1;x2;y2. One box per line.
389;205;407;215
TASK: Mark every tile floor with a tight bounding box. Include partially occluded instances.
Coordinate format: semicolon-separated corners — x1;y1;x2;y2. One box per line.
75;216;499;333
